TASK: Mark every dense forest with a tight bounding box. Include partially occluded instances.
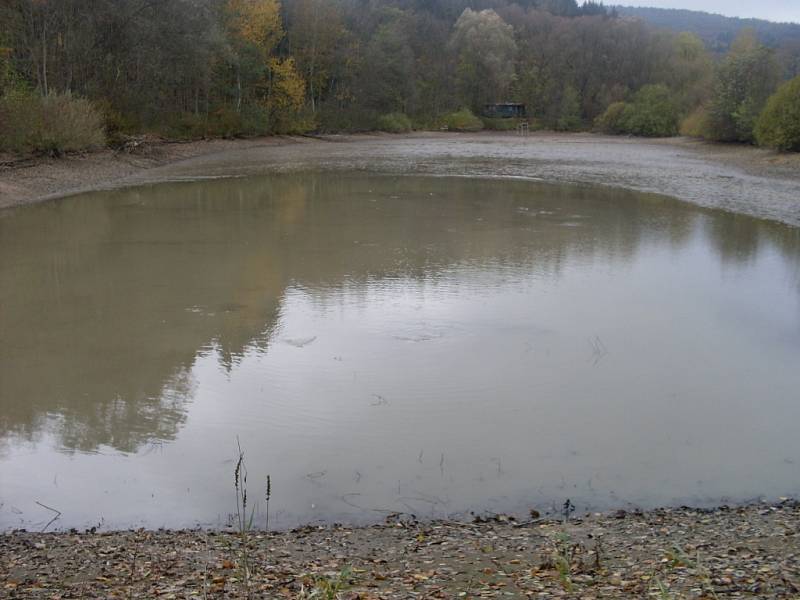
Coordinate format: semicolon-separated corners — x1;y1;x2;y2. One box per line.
1;0;800;153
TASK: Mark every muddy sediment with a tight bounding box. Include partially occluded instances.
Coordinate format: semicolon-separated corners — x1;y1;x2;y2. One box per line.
2;132;800;227
2;502;799;598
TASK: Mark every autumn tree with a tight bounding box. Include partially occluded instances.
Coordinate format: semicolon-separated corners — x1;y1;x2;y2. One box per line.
405;10;455;120
668;32;713;113
503;6;676;128
225;0;305;131
285;0;346;114
362;12;416;114
707;30;781;143
0;2;22;95
0;46;15;97
755;75;800;151
449;9;517;111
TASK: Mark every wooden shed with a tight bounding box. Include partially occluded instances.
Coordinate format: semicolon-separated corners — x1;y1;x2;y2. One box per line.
482;103;526;119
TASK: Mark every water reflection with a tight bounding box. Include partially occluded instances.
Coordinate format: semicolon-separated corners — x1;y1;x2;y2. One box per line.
1;173;798;529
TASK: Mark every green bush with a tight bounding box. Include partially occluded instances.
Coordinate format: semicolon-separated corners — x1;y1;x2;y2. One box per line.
443;108;483;132
206;108;245;138
317;106;377;133
92;98;137;147
755;76;800;152
594;101;627;134
208;105;271;138
619;84;679;137
160;104;275;140
164;112;208;140
270;105;316;135
0;90;105;154
242;105;273;135
595;85;678;138
706;37;780;143
376;112;413;133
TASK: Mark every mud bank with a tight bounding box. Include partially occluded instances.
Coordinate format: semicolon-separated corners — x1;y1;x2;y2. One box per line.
2;502;799;598
2;132;800;226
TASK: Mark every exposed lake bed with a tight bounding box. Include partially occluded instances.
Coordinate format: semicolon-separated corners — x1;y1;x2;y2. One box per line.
3;501;799;598
3;132;800;225
2;135;800;597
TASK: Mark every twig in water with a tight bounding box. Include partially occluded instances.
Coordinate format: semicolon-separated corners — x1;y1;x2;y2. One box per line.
491;457;504;475
35;501;61;532
340;493;398;514
588;335;609;366
306;470;327;482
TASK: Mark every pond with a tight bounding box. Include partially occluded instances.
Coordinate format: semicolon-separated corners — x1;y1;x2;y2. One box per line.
1;173;799;531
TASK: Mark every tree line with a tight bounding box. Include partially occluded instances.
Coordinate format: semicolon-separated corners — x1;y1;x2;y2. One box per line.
1;0;799;153
615;6;800;56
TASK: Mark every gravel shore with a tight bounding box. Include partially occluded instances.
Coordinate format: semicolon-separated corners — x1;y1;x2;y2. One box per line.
2;132;800;226
2;502;799;598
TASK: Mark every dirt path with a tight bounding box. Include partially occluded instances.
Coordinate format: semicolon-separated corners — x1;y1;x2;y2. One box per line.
2;132;800;226
2;502;798;598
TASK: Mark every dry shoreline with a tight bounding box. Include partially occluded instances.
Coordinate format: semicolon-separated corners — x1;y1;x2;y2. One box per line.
2;502;799;598
0;135;300;210
2;131;800;226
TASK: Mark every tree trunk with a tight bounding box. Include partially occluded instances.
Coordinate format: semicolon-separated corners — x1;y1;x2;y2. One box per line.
42;18;48;96
236;64;242;113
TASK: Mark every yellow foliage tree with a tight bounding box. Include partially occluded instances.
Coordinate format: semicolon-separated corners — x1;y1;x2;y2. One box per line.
226;0;306;131
268;58;305;110
227;0;283;57
267;57;308;132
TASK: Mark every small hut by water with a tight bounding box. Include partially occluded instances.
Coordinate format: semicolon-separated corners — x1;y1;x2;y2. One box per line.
482;103;526;119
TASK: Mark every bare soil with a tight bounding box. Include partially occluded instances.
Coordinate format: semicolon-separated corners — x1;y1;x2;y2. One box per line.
2;502;799;598
2;132;800;225
0;136;297;210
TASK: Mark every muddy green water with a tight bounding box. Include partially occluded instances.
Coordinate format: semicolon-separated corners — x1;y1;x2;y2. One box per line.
1;173;799;531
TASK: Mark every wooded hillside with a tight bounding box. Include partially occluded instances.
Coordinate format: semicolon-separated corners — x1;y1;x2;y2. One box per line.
2;0;799;152
616;6;800;53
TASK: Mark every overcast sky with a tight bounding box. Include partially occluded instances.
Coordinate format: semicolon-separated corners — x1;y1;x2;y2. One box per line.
623;1;800;24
